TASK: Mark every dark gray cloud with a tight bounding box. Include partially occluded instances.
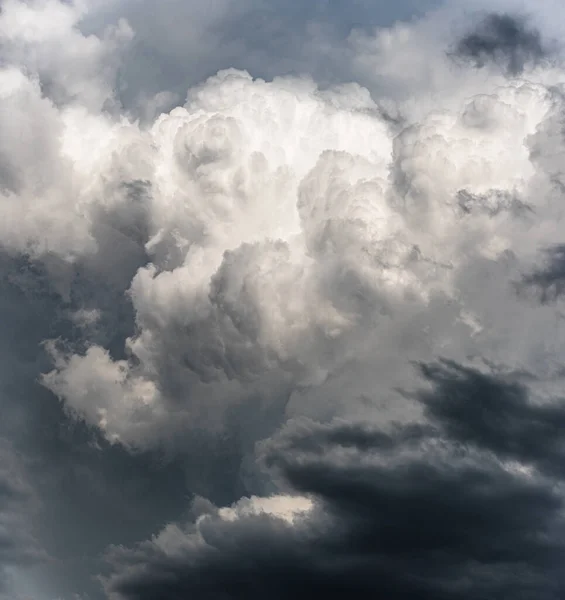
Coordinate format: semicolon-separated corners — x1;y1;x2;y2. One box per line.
104;362;565;600
0;441;45;597
456;189;532;217
0;248;193;599
454;14;549;75
520;245;565;303
418;360;565;477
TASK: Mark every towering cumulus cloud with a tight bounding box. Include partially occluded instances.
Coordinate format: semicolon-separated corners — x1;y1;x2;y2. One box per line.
3;0;565;598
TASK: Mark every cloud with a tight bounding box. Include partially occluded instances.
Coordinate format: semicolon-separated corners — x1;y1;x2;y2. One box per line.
40;53;565;455
40;69;397;450
0;442;45;597
0;0;133;111
103;362;565;599
4;0;565;598
418;360;565;478
454;14;549;75
520;244;565;301
77;0;441;113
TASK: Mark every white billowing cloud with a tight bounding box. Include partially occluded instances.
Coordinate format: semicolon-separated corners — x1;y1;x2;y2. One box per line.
0;66;100;261
42;344;162;446
0;0;138;267
42;70;397;447
0;0;133;111
0;0;562;457
43;61;565;451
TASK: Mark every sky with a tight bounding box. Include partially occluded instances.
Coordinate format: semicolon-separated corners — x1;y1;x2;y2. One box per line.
3;0;565;598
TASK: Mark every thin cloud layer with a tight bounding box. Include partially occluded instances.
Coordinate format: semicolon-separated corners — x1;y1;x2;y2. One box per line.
3;1;565;598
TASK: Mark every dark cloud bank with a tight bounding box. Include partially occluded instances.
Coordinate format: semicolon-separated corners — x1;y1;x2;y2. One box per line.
104;362;565;600
2;1;565;599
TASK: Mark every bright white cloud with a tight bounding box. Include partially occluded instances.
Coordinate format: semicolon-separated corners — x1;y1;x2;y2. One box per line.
4;2;554;454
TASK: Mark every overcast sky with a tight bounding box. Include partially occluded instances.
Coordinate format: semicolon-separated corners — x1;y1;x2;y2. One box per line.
2;0;565;598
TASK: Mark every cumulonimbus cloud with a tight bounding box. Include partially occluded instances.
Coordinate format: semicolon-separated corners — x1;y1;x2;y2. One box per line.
3;0;565;598
40;41;565;452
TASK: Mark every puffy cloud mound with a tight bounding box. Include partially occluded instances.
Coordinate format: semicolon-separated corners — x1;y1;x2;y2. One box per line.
41;69;397;448
41;62;565;452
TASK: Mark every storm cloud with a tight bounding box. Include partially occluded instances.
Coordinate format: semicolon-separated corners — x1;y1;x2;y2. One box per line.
3;1;565;599
0;442;44;598
104;364;565;599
